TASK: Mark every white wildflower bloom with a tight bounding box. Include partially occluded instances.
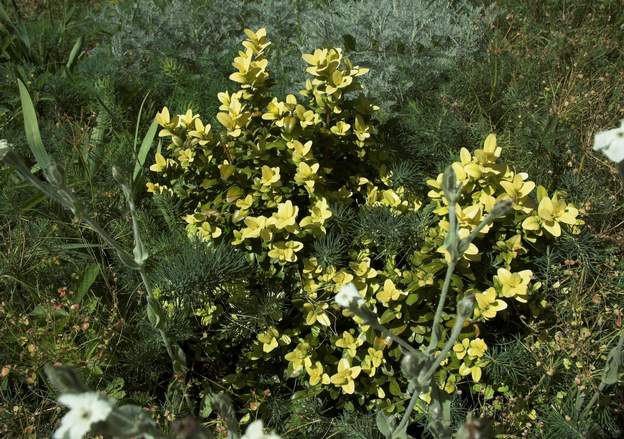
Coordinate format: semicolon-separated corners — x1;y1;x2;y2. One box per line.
594;120;624;163
53;392;113;439
241;420;282;439
0;139;9;159
335;282;365;308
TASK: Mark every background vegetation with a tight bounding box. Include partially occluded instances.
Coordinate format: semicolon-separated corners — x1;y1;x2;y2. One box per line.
1;0;623;437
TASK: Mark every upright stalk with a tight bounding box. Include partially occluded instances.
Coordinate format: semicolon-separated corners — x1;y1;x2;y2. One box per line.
580;327;624;420
0;142;192;414
339;167;512;439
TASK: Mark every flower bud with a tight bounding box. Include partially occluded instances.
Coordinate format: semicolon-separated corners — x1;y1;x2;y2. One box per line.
401;353;419;380
442;166;459;202
401;351;429;380
490;199;513;218
457;295;475;320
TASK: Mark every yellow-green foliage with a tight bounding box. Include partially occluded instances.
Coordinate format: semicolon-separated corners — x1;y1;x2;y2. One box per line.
147;28;379;256
148;29;583;412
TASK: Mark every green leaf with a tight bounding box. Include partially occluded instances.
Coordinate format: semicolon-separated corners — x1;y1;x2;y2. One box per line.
392;426;408;439
376;411;394;438
31;304;69;319
601;343;623;386
427;385;453;438
455;412;492;439
19;193;46;211
74;263;100;303
204;393;239;437
105;377;126;400
55;243;104;250
200;395;215;418
44;365;89;394
172;344;188;373
406;293;421;306
380;308;396;325
575;389;586;415
132;229;149;266
389;378;402;396
146;296;165;330
133;92;151;152
17;78;51;171
133;112;158;183
65;37;83;71
132;120;157;182
102;405;159;438
0;3;11;23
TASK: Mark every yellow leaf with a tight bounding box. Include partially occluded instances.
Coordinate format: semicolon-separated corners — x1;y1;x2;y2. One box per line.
149;152;167;172
317;313;331;327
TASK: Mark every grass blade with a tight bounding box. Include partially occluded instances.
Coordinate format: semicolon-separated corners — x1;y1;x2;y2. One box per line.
17;78;51;171
133;119;158;183
65;36;83;71
74;263;100;303
133;91;151;152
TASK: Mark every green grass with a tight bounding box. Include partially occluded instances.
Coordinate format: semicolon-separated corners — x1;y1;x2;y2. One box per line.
1;0;623;437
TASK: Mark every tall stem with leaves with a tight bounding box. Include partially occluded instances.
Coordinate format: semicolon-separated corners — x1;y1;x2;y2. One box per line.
1;79;192;413
579;323;624;421
337;167;512;439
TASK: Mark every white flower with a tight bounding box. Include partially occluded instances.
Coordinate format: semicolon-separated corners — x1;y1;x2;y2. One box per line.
335;282;365;308
0;139;9;160
594;120;624;163
241;420;282;439
53;392;113;439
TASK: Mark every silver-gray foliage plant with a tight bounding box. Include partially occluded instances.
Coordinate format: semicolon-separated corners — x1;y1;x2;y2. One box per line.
300;0;495;110
101;0;494;112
